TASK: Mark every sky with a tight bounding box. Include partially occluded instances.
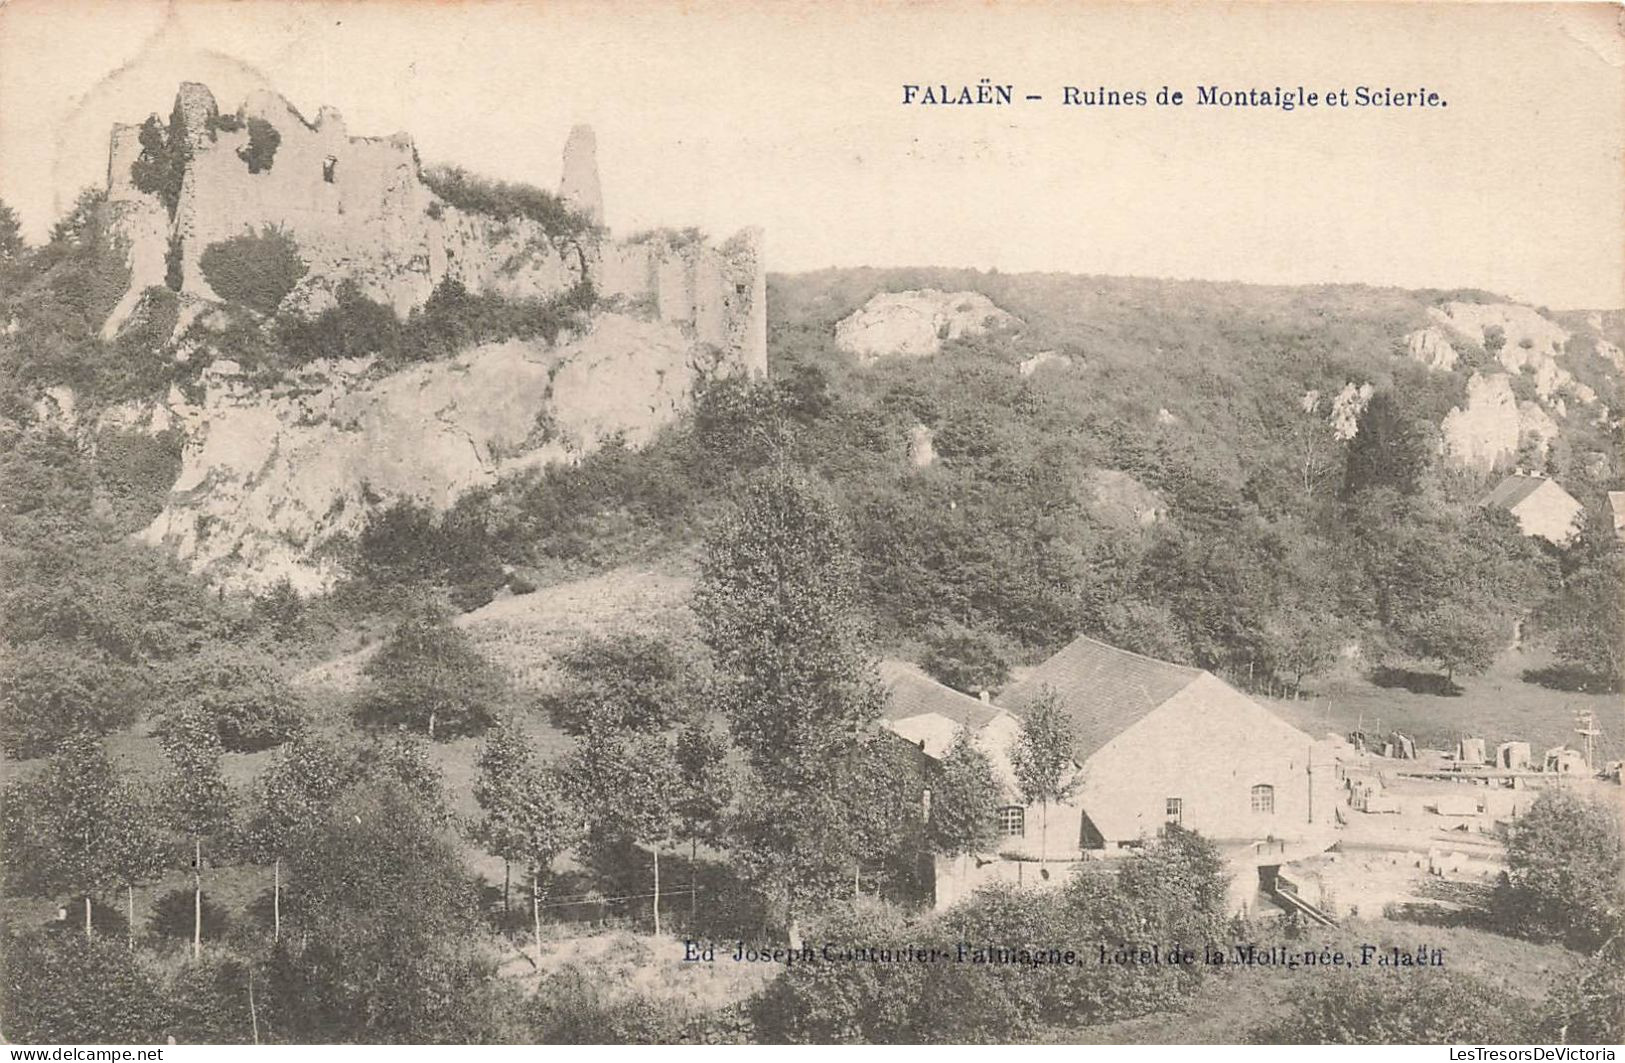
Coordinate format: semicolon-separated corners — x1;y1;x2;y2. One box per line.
0;0;1621;309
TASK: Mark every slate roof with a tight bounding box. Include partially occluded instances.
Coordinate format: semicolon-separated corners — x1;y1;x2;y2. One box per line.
995;635;1205;761
1482;474;1564;511
877;660;1002;730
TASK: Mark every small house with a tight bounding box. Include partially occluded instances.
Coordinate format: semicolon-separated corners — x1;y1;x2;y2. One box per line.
1481;474;1583;546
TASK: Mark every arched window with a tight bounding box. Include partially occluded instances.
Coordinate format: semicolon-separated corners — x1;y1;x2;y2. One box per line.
1250;784;1275;814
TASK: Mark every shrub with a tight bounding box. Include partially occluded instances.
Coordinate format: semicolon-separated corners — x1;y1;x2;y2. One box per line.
1250;968;1537;1044
199;226;307;315
0;642;139;758
529;966;695;1044
1493;788;1622;951
419;166;596;242
0;930;171;1043
275;280;401;364
539;632;696;735
749;900;933;1043
153;646;307;753
921;624;1012;695
238;117;281;174
130;106;189;217
164;234;184;292
149;887;233;943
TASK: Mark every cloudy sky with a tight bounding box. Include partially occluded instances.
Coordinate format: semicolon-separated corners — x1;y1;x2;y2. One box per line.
1;0;1620;308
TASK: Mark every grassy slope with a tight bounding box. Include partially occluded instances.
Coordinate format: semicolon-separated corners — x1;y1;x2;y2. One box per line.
1265;644;1621;758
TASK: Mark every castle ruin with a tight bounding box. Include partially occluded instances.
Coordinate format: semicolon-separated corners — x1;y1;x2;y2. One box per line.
104;82;766;375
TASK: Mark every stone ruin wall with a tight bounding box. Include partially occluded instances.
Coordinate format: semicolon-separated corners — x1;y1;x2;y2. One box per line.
103;82;767;374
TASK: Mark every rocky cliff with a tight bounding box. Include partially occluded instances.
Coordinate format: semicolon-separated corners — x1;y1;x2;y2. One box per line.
123;314;714;594
89;83;768;592
1406;301;1613;471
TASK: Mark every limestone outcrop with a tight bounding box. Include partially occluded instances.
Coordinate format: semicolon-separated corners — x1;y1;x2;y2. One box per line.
1440;372;1562;471
137;314;713;594
1082;468;1165;529
1402;327;1458;371
834;290;1018;362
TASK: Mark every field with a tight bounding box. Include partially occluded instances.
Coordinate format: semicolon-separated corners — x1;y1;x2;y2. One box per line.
1264;644;1621;761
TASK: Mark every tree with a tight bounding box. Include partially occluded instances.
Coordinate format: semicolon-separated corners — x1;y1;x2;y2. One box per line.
928;728;1000;859
243;735;354;942
1547;550;1624;688
1495;788;1622;951
836;738;927;898
470;716;535;915
1259;602;1343;691
101;781;166;950
692;465;885;944
158;708;233;960
270;782;502;1042
1008;687;1079;863
1342;389;1435;497
564;728;680;935
1394;602;1502;685
539;632;696;736
508;764;579;964
358;600;506;740
0;732;119;935
673;722;733;919
0;199;23;262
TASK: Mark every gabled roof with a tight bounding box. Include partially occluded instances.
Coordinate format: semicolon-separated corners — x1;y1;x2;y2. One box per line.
877;660;1002;730
1482;474;1571;511
996;635;1205;761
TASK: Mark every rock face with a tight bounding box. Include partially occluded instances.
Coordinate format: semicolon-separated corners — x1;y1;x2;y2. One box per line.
1403;327;1458;371
834;290;1018;362
103;83;766;370
1082;468;1165;529
907;424;936;467
138;314;720;594
1019;350;1072;376
1440;372;1559;471
1427;302;1581;402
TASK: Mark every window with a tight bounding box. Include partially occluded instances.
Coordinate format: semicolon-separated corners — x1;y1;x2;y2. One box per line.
1165;797;1182;824
322;156;337;183
1251;784;1275;814
997;806;1025;837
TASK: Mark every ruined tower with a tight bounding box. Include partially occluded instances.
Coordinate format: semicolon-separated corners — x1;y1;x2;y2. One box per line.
558;124;604;226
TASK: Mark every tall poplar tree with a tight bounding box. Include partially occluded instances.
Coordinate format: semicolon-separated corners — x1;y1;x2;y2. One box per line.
692;465;884;945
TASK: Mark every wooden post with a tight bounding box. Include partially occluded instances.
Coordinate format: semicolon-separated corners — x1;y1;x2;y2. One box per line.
84;894;92;938
248;969;260;1045
193;837;202;961
652;848;662;937
127;884;135;950
532;871;543;968
273;857;281;943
